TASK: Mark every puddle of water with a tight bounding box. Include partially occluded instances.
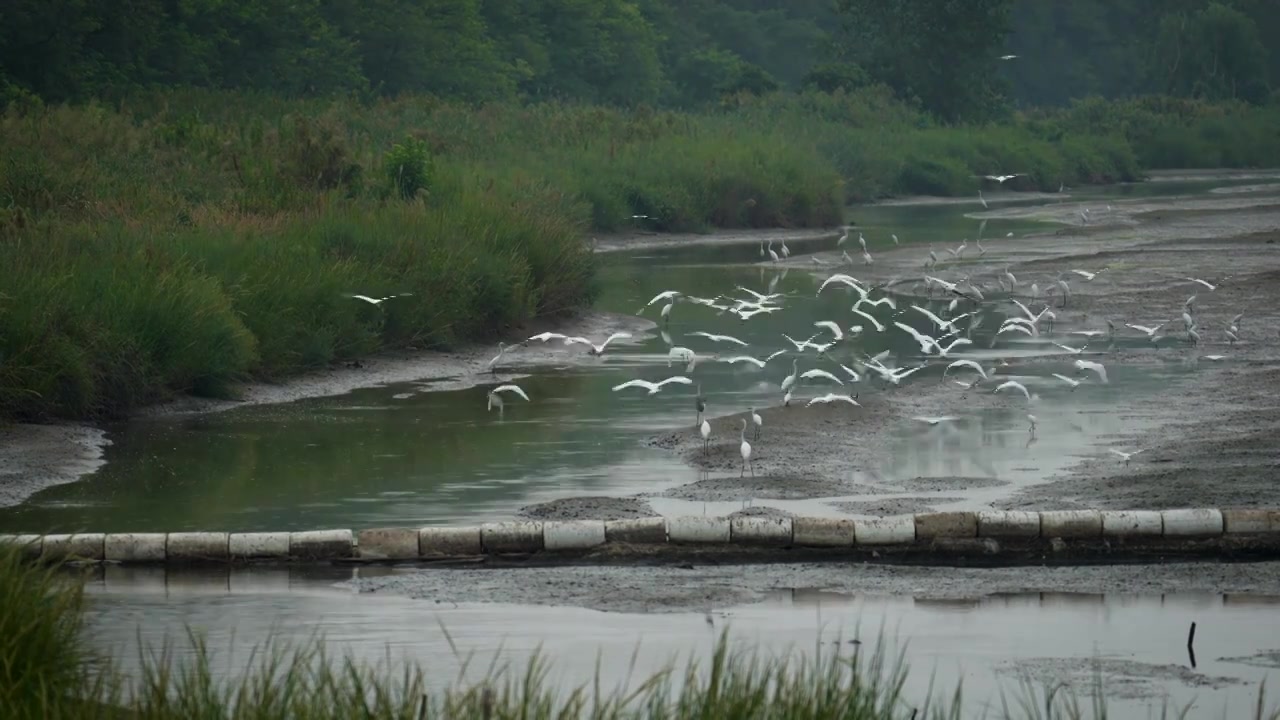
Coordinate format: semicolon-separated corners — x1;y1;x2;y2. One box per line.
81;568;1280;718
0;180;1246;533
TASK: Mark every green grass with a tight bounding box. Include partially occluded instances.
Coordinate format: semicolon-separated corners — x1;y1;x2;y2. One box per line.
1;89;1275;422
3;547;1280;719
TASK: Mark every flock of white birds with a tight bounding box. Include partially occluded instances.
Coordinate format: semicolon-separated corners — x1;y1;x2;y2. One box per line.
354;220;1242;477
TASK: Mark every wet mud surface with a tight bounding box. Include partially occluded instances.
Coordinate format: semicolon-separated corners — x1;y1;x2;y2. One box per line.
349;560;1280;614
517;496;657;522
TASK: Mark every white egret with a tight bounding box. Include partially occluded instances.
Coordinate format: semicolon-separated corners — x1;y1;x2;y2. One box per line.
999;54;1018;61
1074;358;1109;384
780;359;800;392
858;232;867;251
894;321;942;355
851;308;886;333
487;342;510;373
836;362;861;383
1202;354;1226;361
1027;414;1038;434
1071;330;1107;338
612;376;695;395
1070;269;1103;281
818;273;868;297
749;407;762;440
660;302;674;323
994;380;1032;401
667;346;695;368
812;257;831;266
980;174;1021;183
978;190;989;209
892;233;900;245
855;295;897;311
720;355;768;369
1051;373;1082;390
935;337;973;357
486;384;530;417
873;364;924;386
976;238;987;257
644;290;683;309
767;240;780;263
351;293;412;305
837;228;849;246
700;419;711;454
780;239;791;258
913;416;958;426
814;320;844;341
1052;342;1086;355
1125;322;1165;341
1108;448;1143;465
807;393;861;408
1185;277;1217;291
944;359;988;380
689;331;748;347
565;332;633;356
739;419;754;477
526;331;568;344
801;368;845;385
862;250;874;265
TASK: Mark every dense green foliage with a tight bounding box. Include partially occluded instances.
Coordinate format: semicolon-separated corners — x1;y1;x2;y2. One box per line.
3;1;1276;114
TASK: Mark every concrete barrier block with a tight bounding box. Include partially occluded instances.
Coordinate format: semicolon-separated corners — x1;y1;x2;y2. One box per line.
604;517;667;544
1040;510;1102;539
480;522;544;553
854;515;915;545
167;532;230;562
289;529;354;559
543;520;607;551
1161;508;1223;537
41;533;105;562
730;516;792;546
0;534;43;559
419;527;482;556
915;512;977;540
978;511;1041;538
1101;511;1163;538
104;533;167;563
357;528;420;559
792;517;855;547
229;532;290;560
667;516;730;544
1223;509;1278;534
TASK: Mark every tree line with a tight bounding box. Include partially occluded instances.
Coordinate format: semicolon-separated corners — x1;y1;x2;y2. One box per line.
2;0;1276;120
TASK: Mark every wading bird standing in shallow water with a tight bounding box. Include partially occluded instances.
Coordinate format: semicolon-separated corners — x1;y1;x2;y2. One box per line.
700;419;711;455
749;407;762;440
739;419;754;477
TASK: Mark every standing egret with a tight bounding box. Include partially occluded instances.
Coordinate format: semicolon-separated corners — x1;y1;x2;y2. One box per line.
767;240;780;263
488;342;510;373
780;239;790;258
749;407;762;440
1108;448;1143;465
1027;414;1038;434
739;419;754;477
837;228;849;246
700;419;712;455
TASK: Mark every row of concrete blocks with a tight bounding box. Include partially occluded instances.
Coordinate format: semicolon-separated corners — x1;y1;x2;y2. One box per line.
3;508;1278;563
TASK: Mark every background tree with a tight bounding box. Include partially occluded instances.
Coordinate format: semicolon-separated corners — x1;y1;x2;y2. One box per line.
832;0;1015;122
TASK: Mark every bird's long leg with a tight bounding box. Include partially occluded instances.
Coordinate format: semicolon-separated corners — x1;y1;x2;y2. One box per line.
740;458;745;478
749;459;755;478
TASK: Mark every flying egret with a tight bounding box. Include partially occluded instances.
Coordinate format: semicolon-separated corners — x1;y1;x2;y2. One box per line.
1202;354;1226;361
351;293;412;305
695;384;706;427
612;376;694;395
1185;277;1217;291
856;295;897;311
1070;269;1103;281
936;337;973;357
836;362;862;383
565;332;633;356
700;419;711;455
1052;342;1086;355
720;355;769;369
739;419;754;477
1125;323;1165;341
894;321;940;355
980;174;1021;183
644;290;683;309
873;364;924;386
999;54;1018;60
1051;373;1082;390
851;308;886;333
660;302;674;324
1108;448;1143;465
526;331;569;344
1071;330;1107;338
486;384;530;417
807;393;860;407
689;331;748;347
814;320;844;341
1074;359;1109;384
913;416;958;426
994;380;1032;401
944;359;987;381
749;406;762;440
801;368;845;385
818;273;868;297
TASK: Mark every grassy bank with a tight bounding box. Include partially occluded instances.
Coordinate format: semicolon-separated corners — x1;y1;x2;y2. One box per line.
4;548;1279;719
1;90;1275;422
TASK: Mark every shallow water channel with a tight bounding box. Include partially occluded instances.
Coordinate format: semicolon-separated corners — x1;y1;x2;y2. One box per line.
84;566;1280;718
0;177;1274;532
